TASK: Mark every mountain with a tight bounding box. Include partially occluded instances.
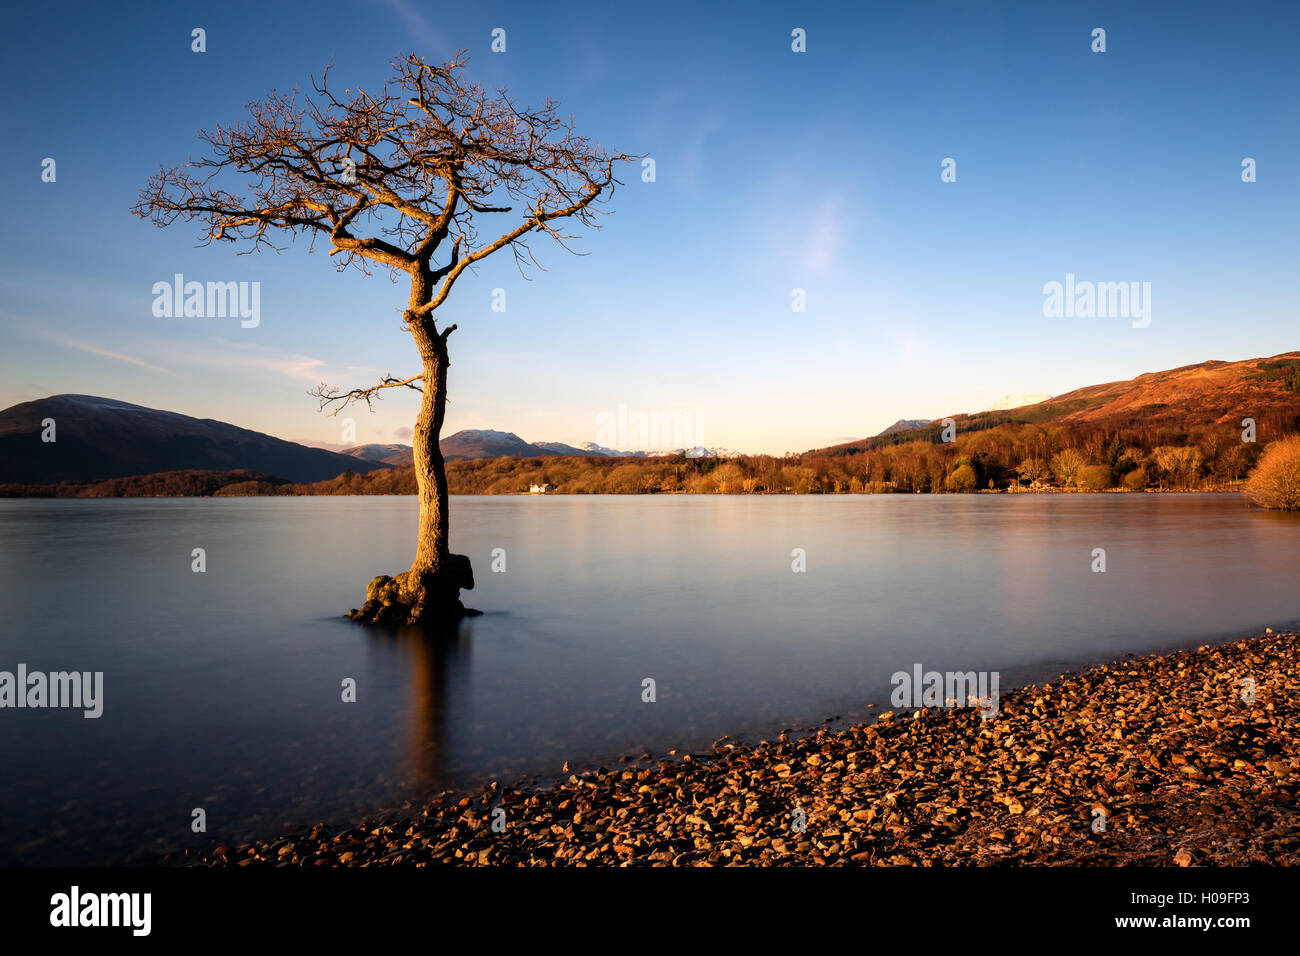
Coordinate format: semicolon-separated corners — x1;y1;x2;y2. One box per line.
578;441;644;457
681;446;742;459
876;419;932;437
534;440;667;458
439;436;658;459
533;441;591;456
12;355;1294;486
439;429;549;460
0;395;391;484
342;443;414;466
349;435;588;462
1025;354;1300;429
570;441;742;458
816;353;1300;454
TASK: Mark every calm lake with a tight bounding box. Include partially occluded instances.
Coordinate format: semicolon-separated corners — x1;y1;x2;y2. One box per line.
1;493;1297;864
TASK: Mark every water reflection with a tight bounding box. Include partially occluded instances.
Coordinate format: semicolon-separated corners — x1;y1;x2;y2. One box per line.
366;616;476;794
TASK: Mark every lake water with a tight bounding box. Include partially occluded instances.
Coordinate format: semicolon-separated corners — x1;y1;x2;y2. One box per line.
1;493;1297;864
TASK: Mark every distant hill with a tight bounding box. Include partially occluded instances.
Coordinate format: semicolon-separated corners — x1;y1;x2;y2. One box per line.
12;355;1296;487
439;429;549;460
816;353;1300;454
349;433;740;461
572;441;739;458
577;441;648;457
347;436;590;462
533;441;591;456
680;446;742;459
7;353;1299;497
0;395;390;484
342;443;414;466
438;429;701;460
1031;354;1300;430
876;419;932;437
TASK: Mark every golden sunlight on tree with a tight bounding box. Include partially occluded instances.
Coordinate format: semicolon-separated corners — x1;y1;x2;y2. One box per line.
133;52;632;626
1246;435;1300;510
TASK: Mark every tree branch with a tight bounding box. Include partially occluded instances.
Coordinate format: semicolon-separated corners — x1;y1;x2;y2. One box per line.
311;373;424;414
132;50;637;323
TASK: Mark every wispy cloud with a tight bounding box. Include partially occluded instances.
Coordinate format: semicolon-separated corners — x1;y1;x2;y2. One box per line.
378;0;453;58
801;198;843;276
677;110;726;187
632;86;726;188
0;311;176;375
161;339;369;383
242;351;329;381
49;335;174;374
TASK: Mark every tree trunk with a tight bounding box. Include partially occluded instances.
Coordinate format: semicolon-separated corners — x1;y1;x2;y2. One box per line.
411;342;451;575
348;317;476;627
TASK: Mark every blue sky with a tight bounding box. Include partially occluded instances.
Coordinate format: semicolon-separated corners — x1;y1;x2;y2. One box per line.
1;0;1297;454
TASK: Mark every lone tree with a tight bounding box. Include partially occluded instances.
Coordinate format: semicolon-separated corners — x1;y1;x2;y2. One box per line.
134;53;630;626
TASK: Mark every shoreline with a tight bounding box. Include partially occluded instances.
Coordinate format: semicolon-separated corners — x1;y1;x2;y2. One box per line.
0;487;1257;499
181;628;1300;867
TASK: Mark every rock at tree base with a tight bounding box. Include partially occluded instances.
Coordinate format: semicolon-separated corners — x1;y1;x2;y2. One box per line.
347;554;479;625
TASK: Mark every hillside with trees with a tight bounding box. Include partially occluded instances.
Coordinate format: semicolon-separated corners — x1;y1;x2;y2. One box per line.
4;354;1298;502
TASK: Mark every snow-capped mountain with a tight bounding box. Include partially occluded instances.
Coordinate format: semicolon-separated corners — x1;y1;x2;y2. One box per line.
984;394;1052;411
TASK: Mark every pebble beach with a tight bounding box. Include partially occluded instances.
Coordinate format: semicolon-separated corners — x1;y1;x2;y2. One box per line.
185;630;1300;867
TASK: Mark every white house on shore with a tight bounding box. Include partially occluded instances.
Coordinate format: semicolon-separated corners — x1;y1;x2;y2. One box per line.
528;483;556;494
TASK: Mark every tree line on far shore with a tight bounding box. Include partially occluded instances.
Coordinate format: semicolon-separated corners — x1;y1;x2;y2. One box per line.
443;416;1295;501
4;417;1299;509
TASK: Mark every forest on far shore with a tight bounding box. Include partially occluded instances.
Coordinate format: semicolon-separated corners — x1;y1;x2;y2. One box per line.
6;413;1299;502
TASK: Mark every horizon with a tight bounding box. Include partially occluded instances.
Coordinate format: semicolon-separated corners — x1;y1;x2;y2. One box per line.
10;345;1300;458
3;1;1299;454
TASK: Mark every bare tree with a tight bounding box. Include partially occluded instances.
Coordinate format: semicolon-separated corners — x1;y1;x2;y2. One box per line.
134;52;631;625
1049;448;1086;487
